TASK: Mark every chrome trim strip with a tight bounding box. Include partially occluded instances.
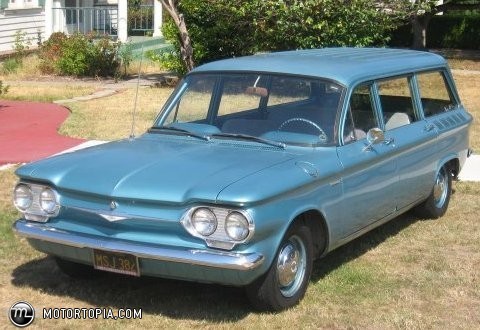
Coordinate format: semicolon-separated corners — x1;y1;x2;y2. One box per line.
65;206;170;223
13;220;264;271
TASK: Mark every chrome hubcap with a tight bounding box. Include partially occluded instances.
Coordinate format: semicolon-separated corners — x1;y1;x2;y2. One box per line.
276;235;306;297
433;168;448;208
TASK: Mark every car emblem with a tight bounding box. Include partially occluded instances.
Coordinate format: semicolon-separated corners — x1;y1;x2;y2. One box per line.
110;201;117;210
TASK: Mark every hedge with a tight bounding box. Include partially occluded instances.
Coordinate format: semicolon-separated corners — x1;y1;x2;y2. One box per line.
390;14;480;50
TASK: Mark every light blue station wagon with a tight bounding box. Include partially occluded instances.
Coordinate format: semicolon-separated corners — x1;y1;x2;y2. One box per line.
13;48;472;311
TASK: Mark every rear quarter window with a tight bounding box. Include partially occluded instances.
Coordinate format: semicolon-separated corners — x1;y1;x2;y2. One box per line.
416;71;457;117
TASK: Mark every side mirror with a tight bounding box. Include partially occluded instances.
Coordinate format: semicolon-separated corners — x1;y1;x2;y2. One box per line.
364;128;384;151
366;128;385;145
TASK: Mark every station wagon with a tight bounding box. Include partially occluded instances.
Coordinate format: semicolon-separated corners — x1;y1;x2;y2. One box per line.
13;48;472;311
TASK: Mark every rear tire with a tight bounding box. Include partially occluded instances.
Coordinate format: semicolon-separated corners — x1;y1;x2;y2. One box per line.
246;223;313;311
55;257;99;279
415;165;452;219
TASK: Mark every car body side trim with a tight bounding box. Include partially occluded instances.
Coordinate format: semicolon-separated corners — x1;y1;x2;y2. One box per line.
13;220;264;271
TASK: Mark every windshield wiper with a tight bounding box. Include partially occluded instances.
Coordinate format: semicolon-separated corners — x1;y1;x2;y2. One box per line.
148;126;210;141
211;133;286;149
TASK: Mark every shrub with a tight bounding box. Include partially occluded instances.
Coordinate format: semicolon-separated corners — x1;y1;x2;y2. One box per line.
146;49;186;75
38;33;120;77
118;41;134;76
429;14;480;49
1;58;22;74
38;32;68;74
0;80;9;95
13;30;32;58
390;14;480;50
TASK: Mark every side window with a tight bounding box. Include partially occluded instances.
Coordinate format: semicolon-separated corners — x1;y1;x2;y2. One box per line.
344;84;378;143
417;71;457;117
377;77;417;130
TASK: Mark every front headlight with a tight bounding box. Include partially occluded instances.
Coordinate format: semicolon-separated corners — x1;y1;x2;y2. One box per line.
191;207;217;236
13;182;60;222
225;211;250;241
13;184;33;211
181;206;254;250
40;187;58;214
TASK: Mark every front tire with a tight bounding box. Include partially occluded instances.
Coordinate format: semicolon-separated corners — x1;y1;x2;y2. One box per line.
246;223;313;311
415;165;452;219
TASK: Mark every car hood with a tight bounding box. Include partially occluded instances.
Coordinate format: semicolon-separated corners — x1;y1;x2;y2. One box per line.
16;135;297;204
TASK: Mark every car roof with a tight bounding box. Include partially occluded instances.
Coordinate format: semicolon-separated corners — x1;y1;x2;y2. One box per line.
191;47;447;86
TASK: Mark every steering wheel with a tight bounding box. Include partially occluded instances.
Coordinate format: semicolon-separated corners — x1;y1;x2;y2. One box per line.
278;118;328;142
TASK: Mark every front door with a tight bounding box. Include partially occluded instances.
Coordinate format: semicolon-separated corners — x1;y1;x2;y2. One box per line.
334;83;397;242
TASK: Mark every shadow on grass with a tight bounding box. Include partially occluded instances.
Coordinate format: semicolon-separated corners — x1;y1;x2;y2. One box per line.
311;211;419;282
11;211;420;320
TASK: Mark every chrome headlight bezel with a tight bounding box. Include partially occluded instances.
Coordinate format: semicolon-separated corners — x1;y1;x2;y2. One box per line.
13;182;60;222
181;206;254;250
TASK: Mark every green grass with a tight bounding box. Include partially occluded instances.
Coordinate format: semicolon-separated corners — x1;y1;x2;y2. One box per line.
0;82;97;103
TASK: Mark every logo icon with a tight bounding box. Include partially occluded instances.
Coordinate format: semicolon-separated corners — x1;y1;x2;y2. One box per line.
9;301;35;327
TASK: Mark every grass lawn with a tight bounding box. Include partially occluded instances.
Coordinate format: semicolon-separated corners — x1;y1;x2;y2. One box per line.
0;59;479;328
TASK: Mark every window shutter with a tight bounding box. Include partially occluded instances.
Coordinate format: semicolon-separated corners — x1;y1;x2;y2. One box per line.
0;0;9;10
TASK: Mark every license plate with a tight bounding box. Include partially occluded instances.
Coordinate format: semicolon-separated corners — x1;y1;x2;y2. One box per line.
93;249;140;276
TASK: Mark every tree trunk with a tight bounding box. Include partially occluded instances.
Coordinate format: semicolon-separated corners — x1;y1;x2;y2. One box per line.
410;14;432;50
160;0;195;72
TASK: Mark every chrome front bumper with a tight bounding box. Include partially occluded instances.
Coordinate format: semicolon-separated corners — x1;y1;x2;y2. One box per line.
13;220;264;271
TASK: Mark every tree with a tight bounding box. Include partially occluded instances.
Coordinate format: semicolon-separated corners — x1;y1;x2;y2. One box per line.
159;0;405;74
158;0;195;72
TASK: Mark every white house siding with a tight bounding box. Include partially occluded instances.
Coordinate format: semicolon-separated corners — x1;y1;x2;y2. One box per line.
0;8;45;53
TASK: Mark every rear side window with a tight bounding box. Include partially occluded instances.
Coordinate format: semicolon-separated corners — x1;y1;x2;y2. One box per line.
417;71;457;117
377;77;417;130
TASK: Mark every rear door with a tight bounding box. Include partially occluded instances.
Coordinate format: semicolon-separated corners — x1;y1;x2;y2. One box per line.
376;76;438;210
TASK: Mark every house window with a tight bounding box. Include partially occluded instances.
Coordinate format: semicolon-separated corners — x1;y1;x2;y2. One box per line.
8;0;39;8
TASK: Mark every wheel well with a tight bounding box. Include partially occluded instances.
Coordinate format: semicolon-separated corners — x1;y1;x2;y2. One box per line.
291;210;328;259
446;158;460;179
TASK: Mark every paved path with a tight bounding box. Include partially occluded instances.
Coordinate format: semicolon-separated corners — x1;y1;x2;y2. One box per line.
458;155;480;182
0;100;85;165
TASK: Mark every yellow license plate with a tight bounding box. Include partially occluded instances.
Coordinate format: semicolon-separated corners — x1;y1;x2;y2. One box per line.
93;249;140;276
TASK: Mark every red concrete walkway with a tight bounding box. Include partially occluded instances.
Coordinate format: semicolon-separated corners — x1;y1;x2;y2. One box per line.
0;100;85;165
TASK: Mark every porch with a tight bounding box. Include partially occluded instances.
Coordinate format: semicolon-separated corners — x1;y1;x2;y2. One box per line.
44;0;163;42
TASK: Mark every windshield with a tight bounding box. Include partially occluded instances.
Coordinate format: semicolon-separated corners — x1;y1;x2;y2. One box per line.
154;73;344;146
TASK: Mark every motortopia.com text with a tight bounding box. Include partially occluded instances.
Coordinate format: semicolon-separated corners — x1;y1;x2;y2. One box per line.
43;307;142;320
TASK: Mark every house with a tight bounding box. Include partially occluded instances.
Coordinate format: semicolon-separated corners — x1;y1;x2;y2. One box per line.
0;0;163;54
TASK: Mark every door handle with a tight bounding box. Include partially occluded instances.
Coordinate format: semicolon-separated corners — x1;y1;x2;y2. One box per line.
384;138;394;145
424;123;435;132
